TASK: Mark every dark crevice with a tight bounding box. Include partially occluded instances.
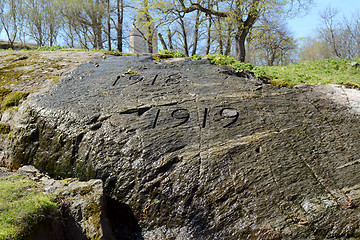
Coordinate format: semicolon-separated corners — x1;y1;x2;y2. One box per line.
155;156;181;175
106;197;144;240
70;132;85;166
85;114;100;125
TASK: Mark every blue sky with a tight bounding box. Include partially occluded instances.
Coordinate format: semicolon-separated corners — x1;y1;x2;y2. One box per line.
288;0;360;39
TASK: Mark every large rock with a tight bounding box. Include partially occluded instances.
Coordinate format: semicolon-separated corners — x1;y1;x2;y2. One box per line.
5;55;360;239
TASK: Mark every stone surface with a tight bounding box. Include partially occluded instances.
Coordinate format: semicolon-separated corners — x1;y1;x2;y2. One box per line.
15;165;115;240
4;55;360;239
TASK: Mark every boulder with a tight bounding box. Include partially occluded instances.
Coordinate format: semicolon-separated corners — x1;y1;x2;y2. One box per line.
5;55;360;239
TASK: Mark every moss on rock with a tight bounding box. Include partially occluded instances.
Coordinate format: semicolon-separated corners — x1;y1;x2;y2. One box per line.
1;91;29;111
0;123;10;134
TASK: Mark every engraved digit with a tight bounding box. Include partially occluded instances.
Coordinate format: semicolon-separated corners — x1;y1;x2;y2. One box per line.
152;110;160;129
151;75;158;85
166;73;181;85
113;75;120;86
220;108;239;128
171;109;190;127
202;108;208;128
129;75;144;81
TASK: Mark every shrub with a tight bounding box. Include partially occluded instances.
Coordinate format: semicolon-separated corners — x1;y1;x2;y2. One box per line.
155;50;186;59
206;54;235;66
191;54;202;61
36;45;63;51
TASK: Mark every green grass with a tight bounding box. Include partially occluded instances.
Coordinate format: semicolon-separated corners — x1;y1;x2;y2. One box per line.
261;58;360;88
0;175;57;240
203;54;360;88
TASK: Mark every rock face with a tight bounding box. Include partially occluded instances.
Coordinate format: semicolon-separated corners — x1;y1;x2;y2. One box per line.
4;55;360;239
17;165;115;240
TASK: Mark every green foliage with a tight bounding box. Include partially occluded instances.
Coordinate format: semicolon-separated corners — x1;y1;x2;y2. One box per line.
207;54;266;79
232;61;254;72
190;54;202;61
1;91;29;111
36;45;63;51
262;58;360;87
207;54;235;66
0;175;57;239
154;50;186;59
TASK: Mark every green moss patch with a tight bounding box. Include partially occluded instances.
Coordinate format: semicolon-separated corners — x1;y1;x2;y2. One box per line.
0;175;57;239
0;87;12;101
0;123;10;134
1;91;29;111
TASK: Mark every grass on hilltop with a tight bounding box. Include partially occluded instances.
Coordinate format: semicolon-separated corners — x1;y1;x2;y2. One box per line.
203;54;360;89
261;58;360;89
0;174;57;240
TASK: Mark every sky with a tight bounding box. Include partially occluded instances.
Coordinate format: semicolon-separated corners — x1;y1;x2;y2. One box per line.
288;0;360;39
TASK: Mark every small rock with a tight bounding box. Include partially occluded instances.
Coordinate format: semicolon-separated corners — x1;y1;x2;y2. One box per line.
350;62;360;68
17;165;41;178
222;108;238;117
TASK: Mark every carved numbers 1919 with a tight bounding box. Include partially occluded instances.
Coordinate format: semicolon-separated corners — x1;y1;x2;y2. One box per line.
152;108;240;129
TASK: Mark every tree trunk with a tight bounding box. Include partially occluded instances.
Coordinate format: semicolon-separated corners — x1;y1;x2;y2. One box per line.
147;34;153;53
167;29;173;50
234;0;260;61
158;33;168;50
216;17;223;55
225;25;232;55
116;0;123;52
191;10;201;56
179;17;189;56
107;0;111;51
206;17;212;55
235;27;247;62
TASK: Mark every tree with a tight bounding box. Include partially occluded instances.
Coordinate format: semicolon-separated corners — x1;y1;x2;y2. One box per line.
0;0;22;48
318;7;360;59
318;7;360;60
25;0;61;46
298;37;332;62
248;16;297;66
176;0;312;61
61;0;106;49
158;0;209;56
